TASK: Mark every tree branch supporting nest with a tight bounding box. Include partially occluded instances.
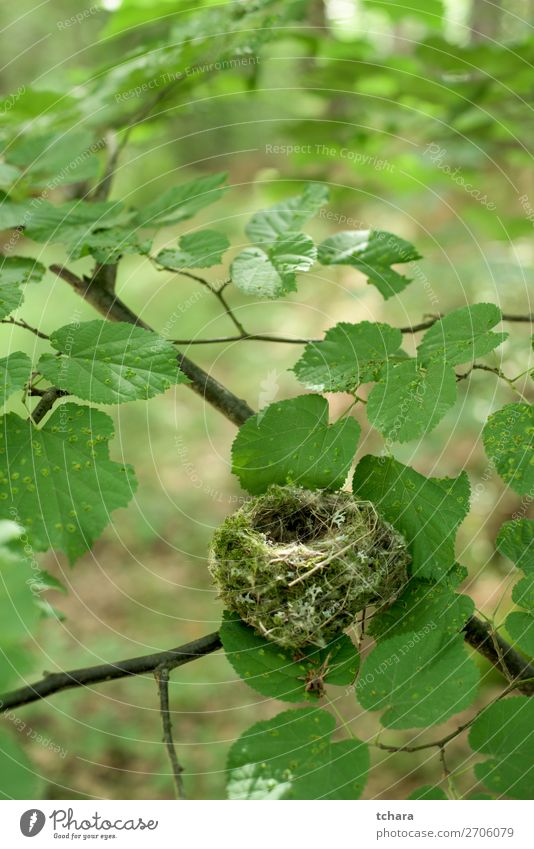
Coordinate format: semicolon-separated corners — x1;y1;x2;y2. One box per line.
1;618;533;715
0;632;222;712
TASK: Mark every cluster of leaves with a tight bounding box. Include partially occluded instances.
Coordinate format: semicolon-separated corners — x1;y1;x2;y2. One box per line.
0;171;532;799
0;0;532;799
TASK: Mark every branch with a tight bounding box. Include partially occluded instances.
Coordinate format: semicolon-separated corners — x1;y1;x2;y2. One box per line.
49;265;254;427
0;317;49;340
400;312;534;334
155;666;186;799
2;616;534;715
30;387;68;424
0;632;222;713
171;333;314;345
463;616;534;696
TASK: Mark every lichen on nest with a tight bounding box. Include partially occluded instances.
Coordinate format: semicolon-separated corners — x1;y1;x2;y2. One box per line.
209;484;410;649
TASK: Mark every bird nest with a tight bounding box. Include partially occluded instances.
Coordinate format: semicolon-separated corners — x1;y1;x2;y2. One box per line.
209;485;410;649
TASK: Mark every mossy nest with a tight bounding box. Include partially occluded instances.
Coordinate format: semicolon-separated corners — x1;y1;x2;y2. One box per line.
209;485;410;649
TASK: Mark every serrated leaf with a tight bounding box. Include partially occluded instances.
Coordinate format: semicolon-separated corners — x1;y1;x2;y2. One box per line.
418;304;507;366
505;611;534;656
0;256;45;284
24;200;127;255
220;613;359;702
232;395;360;494
231;247;290;297
292;321;402;392
231;233;316;298
497;520;534;573
0;202;32;230
0;352;32;407
0;522;40;648
0;520;41;691
245;183;328;246
369;580;474;642
483;403;534;496
317;229;420;300
357;630;479;728
227;708;369;799
408;785;448;800
353;456;470;581
511;574;534;610
133;173;227;228
5;129;100;188
156;230;230;269
0;282;23;320
269;232;317;274
0;404;136;563
469;697;534;799
0;727;40;799
70;227;152;264
37;320;188;405
367;358;457;442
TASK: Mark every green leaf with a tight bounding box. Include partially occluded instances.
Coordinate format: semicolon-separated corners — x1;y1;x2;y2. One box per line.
292;321;403;392
37;320;188;405
417;304;507;366
231;233;316;298
132;173;227;228
0;404;137;563
0;202;33;230
156;230;230;269
317;230;421;300
24;200;128;255
511;574;534;610
367;358;457;442
69;227;152;264
482;403;534;496
5;129;100;188
408;785;448;800
369;580;474;642
0;256;45;285
497;519;534;573
220;613;359;702
227;708;369;799
357;630;479;728
353;456;470;581
505;611;534;655
0;256;38;319
0;520;41;691
245;183;328;246
469;697;534;799
232;395;360;494
0;352;32;407
0;728;40;799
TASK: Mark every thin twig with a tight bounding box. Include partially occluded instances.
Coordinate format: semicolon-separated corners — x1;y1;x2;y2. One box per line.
1;318;49;340
169;269;247;335
400;312;534;334
171;333;314;345
155;666;186;800
374;676;534;755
